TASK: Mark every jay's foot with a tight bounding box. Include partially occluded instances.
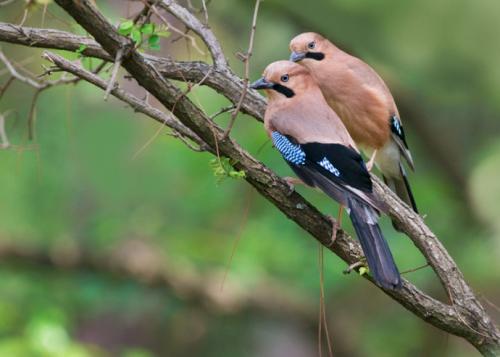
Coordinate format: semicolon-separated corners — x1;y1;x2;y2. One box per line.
365;150;378;172
343;260;368;275
327;215;341;246
283;176;303;196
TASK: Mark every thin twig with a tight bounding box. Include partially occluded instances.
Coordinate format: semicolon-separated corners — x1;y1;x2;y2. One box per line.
220;187;253;292
210;105;235;120
201;0;209;25
149;4;205;56
222;0;261;139
400;263;430;275
18;9;28;27
318;245;334;357
167;129;205;152
156;0;225;67
0;0;18;6
104;47;123;100
0;76;14;98
41;4;48;28
27;89;41;140
0;112;10;148
42;51;207;152
0;50;42;88
480;294;500;313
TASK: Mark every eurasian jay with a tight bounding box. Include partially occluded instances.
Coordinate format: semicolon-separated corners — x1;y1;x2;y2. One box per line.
289;33;418;228
250;60;401;290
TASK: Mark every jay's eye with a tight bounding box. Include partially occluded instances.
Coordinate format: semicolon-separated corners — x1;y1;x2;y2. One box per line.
280;74;289;82
308;41;316;49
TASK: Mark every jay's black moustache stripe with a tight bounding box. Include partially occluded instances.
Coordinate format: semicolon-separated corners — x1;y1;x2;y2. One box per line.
272;83;295;98
306;52;325;61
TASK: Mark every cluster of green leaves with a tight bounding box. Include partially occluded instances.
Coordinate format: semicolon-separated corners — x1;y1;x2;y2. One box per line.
118;21;170;50
209;157;246;184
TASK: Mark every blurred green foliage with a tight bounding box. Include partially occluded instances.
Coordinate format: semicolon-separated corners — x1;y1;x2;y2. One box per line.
0;0;499;356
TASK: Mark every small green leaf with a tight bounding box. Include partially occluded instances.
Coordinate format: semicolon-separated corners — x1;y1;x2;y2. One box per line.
229;170;246;179
209;158;245;184
148;34;161;50
359;267;368;276
118;20;134;35
156;29;171;38
75;44;87;55
141;23;155;35
130;27;142;44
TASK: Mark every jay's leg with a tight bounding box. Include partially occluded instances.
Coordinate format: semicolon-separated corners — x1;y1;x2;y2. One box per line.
328;205;344;246
365;150;378;172
283;176;304;195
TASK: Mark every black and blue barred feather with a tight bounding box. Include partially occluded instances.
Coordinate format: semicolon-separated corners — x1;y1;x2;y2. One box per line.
271;132;306;165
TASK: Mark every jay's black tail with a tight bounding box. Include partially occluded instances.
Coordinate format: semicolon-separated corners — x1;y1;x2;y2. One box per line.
383;163;418;232
347;195;401;290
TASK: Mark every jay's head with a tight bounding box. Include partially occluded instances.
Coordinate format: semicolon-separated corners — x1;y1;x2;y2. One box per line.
250;60;315;101
289;32;330;64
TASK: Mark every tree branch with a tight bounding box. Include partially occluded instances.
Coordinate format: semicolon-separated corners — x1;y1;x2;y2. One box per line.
0;22;266;120
0;241;315;320
154;0;227;69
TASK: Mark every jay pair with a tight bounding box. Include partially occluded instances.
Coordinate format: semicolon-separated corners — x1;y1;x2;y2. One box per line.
251;33;420;290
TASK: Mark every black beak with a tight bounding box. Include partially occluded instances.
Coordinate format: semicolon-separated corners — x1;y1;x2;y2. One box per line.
250;77;274;90
290;51;306;62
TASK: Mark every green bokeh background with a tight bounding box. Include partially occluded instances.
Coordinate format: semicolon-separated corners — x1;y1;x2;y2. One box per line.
0;0;499;356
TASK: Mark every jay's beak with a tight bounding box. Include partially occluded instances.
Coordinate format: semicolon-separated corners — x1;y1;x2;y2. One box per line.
290;51;306;62
250;77;274;90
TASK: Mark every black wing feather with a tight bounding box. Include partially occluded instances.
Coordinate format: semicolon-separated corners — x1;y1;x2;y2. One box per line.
301;142;372;192
390;115;415;170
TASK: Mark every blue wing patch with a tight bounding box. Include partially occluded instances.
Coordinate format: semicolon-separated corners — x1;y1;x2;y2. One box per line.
390;115;409;149
271;132;306;165
318;157;340;177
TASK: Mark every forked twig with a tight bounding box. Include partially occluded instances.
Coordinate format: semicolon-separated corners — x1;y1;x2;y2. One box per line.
104;47;124;100
0;111;10;148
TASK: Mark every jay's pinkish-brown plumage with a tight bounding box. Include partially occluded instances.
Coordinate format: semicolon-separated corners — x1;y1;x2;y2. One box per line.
251;61;401;289
289;33;418;222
